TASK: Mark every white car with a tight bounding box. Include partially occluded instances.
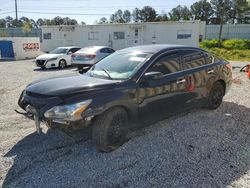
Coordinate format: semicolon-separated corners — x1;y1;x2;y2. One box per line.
71;46;115;70
36;46;81;69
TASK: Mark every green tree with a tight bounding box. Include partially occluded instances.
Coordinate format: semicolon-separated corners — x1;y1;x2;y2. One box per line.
0;19;6;28
123;10;132;23
155;14;169;22
190;0;214;23
132;8;141;22
169;5;192;21
22;21;32;36
140;6;157;22
98;17;108;24
210;0;232;44
230;0;250;23
110;9;125;23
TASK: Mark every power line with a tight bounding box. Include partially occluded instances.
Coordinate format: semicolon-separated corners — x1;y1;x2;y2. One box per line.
18;11;112;16
0;11;15;15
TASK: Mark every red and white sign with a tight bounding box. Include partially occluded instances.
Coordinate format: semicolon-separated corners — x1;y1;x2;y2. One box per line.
23;43;39;51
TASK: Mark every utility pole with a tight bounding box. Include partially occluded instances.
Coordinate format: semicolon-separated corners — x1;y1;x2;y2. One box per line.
15;0;18;21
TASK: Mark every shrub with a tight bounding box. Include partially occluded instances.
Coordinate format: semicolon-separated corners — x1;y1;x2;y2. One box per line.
222;39;250;50
206;48;250;61
200;39;220;49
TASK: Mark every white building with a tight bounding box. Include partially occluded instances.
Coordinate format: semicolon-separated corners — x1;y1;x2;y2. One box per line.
40;21;206;52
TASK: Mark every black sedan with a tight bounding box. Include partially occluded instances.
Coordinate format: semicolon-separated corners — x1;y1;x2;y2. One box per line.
18;45;232;152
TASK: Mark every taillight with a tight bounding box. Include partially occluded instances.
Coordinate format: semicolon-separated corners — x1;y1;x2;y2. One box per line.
226;63;232;71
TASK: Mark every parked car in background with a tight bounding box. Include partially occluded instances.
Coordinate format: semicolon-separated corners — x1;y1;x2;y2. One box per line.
36;46;81;69
18;45;232;152
71;46;115;70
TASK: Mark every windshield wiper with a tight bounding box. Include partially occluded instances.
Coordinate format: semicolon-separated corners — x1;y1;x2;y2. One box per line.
100;67;113;80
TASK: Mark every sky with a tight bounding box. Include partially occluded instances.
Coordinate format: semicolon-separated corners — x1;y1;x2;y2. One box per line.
0;0;198;24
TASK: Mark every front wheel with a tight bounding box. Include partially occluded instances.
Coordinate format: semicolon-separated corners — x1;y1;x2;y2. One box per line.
206;81;225;110
92;107;129;152
59;59;67;69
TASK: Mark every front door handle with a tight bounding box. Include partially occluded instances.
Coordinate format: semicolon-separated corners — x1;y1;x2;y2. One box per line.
207;69;214;74
176;78;186;84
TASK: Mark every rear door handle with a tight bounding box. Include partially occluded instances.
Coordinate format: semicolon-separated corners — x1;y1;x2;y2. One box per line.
207;69;214;74
176;78;186;84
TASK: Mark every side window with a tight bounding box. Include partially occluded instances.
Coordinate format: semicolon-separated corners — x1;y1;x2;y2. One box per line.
147;53;180;75
100;48;108;53
183;50;206;69
107;48;115;53
68;48;80;54
101;48;114;53
204;52;214;64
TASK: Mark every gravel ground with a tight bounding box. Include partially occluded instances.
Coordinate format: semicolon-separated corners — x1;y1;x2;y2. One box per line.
0;60;250;188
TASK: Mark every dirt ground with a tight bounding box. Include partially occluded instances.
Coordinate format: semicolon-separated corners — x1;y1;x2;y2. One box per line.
0;60;250;188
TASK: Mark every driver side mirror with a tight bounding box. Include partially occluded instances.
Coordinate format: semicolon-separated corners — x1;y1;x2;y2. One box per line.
67;51;73;55
144;71;164;80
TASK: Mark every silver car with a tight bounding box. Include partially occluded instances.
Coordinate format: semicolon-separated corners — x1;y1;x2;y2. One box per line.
71;46;115;70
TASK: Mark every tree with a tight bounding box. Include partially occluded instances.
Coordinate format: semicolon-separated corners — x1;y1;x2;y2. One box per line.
190;0;214;24
132;8;141;22
36;18;45;26
210;0;232;44
98;17;108;24
0;19;6;28
5;16;14;27
140;6;157;22
22;21;32;36
110;9;125;23
155;14;169;22
123;10;131;23
169;5;192;21
230;0;250;23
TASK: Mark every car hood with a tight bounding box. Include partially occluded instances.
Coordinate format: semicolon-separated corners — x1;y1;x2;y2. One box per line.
26;73;119;96
36;53;63;60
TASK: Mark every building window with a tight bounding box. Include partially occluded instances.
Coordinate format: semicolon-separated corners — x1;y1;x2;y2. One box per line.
88;32;99;40
43;33;51;39
113;32;125;40
134;29;139;38
177;30;192;39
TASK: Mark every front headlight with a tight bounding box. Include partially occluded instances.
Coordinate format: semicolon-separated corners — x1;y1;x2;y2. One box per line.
44;99;92;121
47;57;58;62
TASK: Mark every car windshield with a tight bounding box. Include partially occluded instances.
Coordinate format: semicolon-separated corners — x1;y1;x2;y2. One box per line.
86;51;152;80
50;48;68;54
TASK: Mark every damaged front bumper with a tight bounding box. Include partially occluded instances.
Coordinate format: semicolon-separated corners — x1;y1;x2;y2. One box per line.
17;90;102;133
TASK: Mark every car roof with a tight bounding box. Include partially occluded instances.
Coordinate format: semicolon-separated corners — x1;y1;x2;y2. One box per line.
118;44;202;53
56;46;81;49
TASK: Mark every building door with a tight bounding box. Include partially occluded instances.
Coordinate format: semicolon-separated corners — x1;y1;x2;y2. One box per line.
0;40;15;60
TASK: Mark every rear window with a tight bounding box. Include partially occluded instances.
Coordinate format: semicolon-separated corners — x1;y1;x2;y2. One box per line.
182;50;206;69
77;47;100;54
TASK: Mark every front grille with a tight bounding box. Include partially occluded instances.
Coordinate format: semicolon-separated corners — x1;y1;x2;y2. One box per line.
36;60;46;66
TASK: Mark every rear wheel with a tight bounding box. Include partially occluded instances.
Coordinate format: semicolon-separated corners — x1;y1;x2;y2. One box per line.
59;59;67;69
92;107;128;152
207;81;225;110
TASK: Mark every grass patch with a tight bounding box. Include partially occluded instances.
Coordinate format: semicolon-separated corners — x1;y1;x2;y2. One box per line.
203;48;250;61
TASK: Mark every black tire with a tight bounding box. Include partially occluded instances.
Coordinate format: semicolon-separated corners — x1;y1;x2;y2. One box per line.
207;81;225;110
92;107;128;152
59;59;67;69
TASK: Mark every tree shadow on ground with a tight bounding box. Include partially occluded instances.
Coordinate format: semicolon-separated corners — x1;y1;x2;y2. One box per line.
2;101;250;187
